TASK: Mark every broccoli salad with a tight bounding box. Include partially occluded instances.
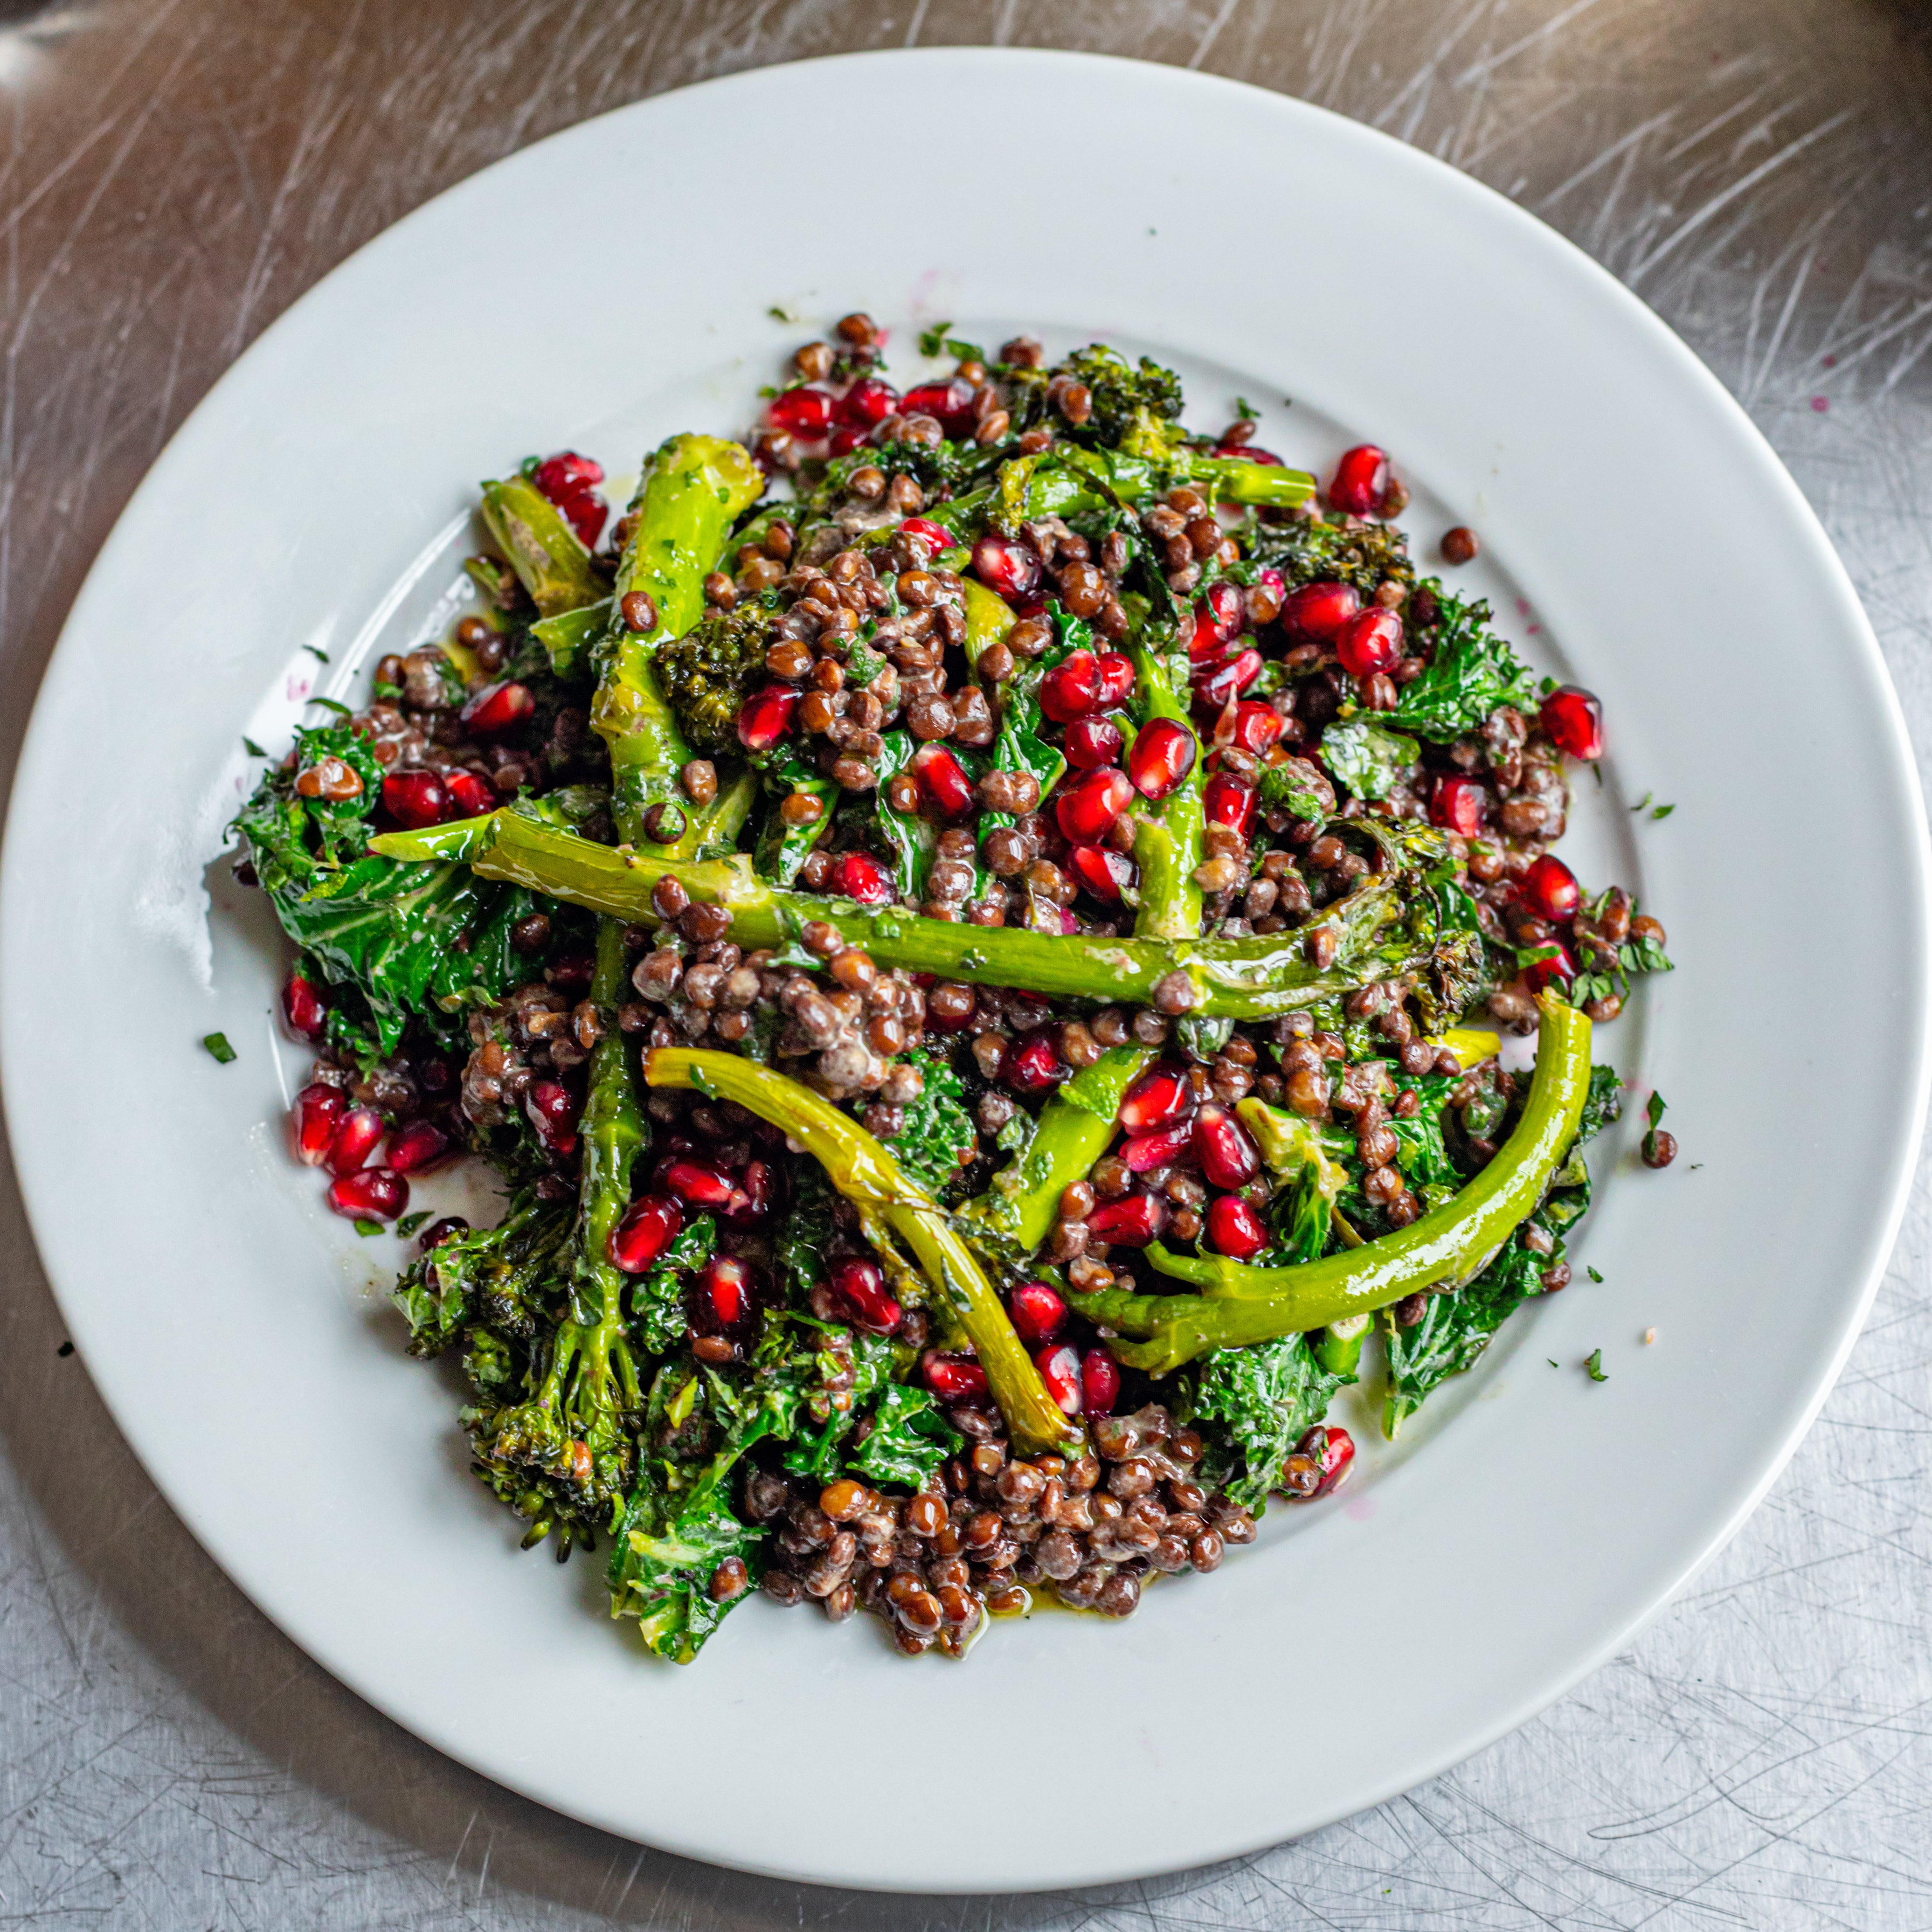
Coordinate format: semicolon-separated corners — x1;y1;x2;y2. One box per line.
235;314;1671;1662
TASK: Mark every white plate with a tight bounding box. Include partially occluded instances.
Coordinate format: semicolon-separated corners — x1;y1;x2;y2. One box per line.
4;48;1925;1893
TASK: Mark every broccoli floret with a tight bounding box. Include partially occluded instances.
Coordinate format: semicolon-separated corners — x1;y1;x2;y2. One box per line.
655;598;778;755
1251;511;1414;596
1051;344;1187;455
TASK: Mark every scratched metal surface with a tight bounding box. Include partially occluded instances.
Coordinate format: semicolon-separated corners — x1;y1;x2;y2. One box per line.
3;0;1931;1924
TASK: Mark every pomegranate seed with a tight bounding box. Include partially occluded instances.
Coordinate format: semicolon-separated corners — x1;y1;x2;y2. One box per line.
1207;1193;1270;1259
1302;1423;1357;1497
525;1079;580;1156
1193;648;1263;707
459;681;536;736
834;850;892;905
1119;1061;1195;1133
293;1083;344;1165
661;1158;734;1208
1087;1192;1171;1246
1127;717;1198;800
1203;772;1256;840
971;532;1042;602
1431;775;1488;836
1524;942;1576;993
900;516;957;553
328;1168;407;1221
532;452;603;501
1094;653;1136;707
386;1118;450;1175
282;971;327;1041
326;1106;383;1177
1004;1031;1069;1094
722;1157;776;1225
1036;1342;1085;1416
1228;701;1284;756
923;1350;989;1402
840;376;900;426
1065;716;1125;769
381;770;450;829
608;1193;683;1273
913;742;976;817
828;424;866;456
1008;1281;1066;1345
1540;685;1605;760
1214;442;1284;466
443;769;496;817
547;953;594;992
1054;766;1134;843
1193;1104;1260;1190
831;1255;900;1334
1080;1347;1122;1417
1281;579;1360;641
1334;607;1404;678
1121;1119;1195;1172
767;385;835;437
1067;843;1136;902
558;491;607;548
1040;650;1102;723
1329;443;1390;515
736;684;800;751
694;1254;757;1331
1520;853;1582;922
1189;581;1246;661
901;378;977;432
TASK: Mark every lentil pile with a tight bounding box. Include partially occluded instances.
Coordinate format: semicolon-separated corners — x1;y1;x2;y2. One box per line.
235;313;1671;1662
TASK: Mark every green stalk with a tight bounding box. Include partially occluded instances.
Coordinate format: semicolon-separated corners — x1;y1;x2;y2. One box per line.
532;599;612;679
1128;640;1204;941
480;477;605;618
1066;999;1593;1374
644;1049;1081;1455
372;810;1433;1019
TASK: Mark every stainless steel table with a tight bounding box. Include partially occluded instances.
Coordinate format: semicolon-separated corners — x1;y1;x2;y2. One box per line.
4;3;1930;1924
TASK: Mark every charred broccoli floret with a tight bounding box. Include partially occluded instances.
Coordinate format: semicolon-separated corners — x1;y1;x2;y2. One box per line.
655;598;778;754
1050;344;1188;454
1252;511;1415;595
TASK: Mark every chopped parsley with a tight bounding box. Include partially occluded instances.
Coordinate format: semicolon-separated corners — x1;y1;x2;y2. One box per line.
1585;1349;1608;1383
201;1032;236;1064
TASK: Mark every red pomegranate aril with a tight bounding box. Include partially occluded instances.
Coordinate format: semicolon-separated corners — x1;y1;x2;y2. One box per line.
1203;771;1257;839
443;769;496;817
282;971;327;1041
1431;775;1488;836
914;742;977;817
828;424;866;457
1128;717;1197;800
1118;1060;1195;1133
385;1118;450;1175
695;1254;757;1331
381;770;450;830
293;1083;345;1165
1067;843;1136;902
840;376;900;426
532;451;603;502
1094;653;1136;708
1207;1193;1270;1259
1189;605;1232;664
1201;578;1245;643
1281;579;1360;641
831;1255;900;1335
1228;700;1284;756
1540;685;1605;761
723;1157;776;1226
1214;442;1283;466
1307;1424;1357;1496
1334;607;1404;679
1329;443;1390;515
1064;716;1125;769
923;1350;990;1402
526;1079;580;1156
1008;1280;1066;1345
558;491;607;549
661;1158;735;1208
736;683;801;751
834;850;892;905
608;1193;683;1273
1036;1342;1085;1416
1524;942;1576;993
1194;648;1263;709
328;1167;407;1221
1039;650;1101;723
1054;766;1134;844
901;377;976;432
1087;1192;1170;1247
1121;1119;1195;1172
326;1106;384;1177
1080;1347;1122;1418
1193;1103;1260;1190
900;516;957;553
1004;1031;1069;1094
459;681;537;736
970;532;1042;602
767;385;835;438
1520;853;1582;922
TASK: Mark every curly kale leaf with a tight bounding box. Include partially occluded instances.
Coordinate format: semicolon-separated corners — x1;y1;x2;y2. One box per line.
1381;589;1538;741
781;1329;901;1484
849;1383;960;1491
1321;719;1420;803
633;1215;716;1356
655;598;777;755
1577;1064;1623;1144
776;1163;835;1306
1389;1071;1463;1210
1182;1332;1346;1512
1251;512;1413;595
886;1046;979;1200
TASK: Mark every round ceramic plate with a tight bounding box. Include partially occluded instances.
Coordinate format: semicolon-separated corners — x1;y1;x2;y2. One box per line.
4;48;1925;1893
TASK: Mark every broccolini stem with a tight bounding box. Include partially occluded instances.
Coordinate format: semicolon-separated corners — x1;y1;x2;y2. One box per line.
643;1048;1082;1455
1127;639;1204;941
480;477;606;619
532;599;611;679
1065;998;1593;1373
371;810;1433;1018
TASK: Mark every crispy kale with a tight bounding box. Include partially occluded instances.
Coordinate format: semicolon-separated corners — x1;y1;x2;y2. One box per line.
886;1045;979;1201
1381;587;1538;741
1181;1332;1347;1512
392;1192;568;1358
1320;719;1420;803
655;597;779;755
1251;511;1414;595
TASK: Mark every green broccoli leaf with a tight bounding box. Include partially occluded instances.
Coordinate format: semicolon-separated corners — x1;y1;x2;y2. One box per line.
1321;719;1420;803
1181;1331;1345;1512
